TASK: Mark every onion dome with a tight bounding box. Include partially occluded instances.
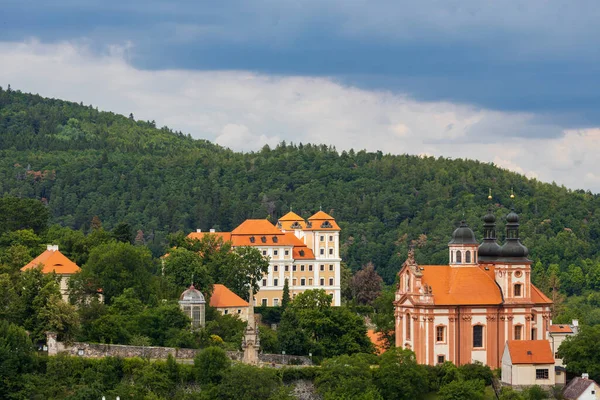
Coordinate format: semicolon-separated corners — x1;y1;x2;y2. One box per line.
499;208;530;261
448;221;478;245
478;207;501;262
179;285;206;303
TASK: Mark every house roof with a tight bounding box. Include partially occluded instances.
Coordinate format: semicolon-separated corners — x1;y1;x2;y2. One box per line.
279;211;304;221
278;211;307;230
232;219;282;235
419;265;503;305
210;284;249;308
549;324;573;334
563;377;598;400
506;340;555;364
187;231;232;243
21;247;81;275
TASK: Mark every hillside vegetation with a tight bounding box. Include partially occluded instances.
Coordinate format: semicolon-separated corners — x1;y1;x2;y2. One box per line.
1;86;599;288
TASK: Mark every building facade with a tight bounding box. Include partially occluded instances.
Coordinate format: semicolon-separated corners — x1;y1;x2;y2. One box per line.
188;210;342;306
394;208;552;369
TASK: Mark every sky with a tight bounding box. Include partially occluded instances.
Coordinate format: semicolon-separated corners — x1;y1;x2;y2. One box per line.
1;1;600;191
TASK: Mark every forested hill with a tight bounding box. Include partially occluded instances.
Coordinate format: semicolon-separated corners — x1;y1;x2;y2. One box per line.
1;87;599;284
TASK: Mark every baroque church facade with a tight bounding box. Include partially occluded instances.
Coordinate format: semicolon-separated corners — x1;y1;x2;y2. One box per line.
394;208;552;369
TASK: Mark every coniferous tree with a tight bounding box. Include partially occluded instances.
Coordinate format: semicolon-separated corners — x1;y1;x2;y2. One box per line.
281;278;290;310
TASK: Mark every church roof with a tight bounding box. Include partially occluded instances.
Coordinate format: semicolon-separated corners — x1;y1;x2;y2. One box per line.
506;340;554;364
21;246;81;275
419;265;503;305
210;284;249;308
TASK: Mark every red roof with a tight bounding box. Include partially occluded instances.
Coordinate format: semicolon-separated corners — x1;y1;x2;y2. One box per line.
279;211;304;221
232;219;282;235
531;284;552;304
305;211;340;231
419;265;503;305
549;324;573;334
506;340;554;364
210;284;249;308
21;247;80;275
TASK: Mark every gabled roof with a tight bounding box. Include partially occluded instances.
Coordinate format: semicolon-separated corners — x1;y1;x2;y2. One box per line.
531;284;552;304
563;377;599;400
506;340;554;364
21;247;81;275
231;219;282;235
187;231;232;242
549;324;573;334
419;265;503;305
279;211;304;221
305;211;340;231
210;284;249;308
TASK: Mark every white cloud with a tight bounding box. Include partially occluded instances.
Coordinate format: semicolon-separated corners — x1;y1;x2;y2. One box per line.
0;39;599;192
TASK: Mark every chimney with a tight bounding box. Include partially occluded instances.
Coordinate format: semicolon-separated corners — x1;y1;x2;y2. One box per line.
572;319;579;327
196;229;202;233
47;244;59;251
583;373;589;379
210;229;215;233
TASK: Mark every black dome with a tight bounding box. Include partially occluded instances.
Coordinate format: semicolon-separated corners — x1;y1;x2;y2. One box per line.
478;241;502;259
448;221;478;245
506;210;519;223
483;212;496;224
500;241;529;259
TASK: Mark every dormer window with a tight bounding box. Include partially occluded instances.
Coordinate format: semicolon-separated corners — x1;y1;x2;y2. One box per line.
321;221;333;228
261;236;267;243
249;236;255;243
291;221;302;229
273;236;278;243
299;250;305;256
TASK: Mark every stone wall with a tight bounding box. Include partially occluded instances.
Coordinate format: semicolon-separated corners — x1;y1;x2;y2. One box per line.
47;334;311;365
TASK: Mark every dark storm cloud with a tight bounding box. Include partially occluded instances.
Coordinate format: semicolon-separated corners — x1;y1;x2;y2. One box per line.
1;0;599;132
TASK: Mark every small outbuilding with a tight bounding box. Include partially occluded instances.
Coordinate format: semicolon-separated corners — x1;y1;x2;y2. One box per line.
501;340;556;386
563;374;600;400
210;284;249;321
179;285;206;329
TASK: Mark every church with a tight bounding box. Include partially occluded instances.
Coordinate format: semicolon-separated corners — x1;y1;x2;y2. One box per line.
394;207;552;369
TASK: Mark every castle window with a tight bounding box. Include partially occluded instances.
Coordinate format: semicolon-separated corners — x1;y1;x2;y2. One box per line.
261;299;267;307
329;278;334;285
320;235;324;242
320;265;325;271
285;265;289;272
309;265;313;271
293;265;297;271
320;248;325;255
456;251;462;264
465;251;471;263
262;279;267;287
473;325;483;348
329;265;334;271
301;265;305;271
329;235;333;241
436;326;446;343
301;278;306;286
406;314;411;340
262;250;267;256
285;250;289;256
329;248;333;255
515;325;523;340
308;278;313;285
274;265;278;272
320;278;324;286
293;278;297;286
274;278;279;286
273;299;279;307
274;250;278;256
514;284;522;297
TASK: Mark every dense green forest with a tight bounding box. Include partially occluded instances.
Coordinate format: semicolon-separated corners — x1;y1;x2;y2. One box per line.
2;86;600;287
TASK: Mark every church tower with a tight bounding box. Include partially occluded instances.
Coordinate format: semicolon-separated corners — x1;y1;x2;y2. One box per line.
478;207;502;263
495;208;532;303
448;221;479;265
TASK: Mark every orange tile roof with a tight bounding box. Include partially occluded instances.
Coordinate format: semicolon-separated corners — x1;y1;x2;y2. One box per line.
549;325;573;334
279;211;304;221
187;231;233;242
507;340;554;364
21;248;81;275
305;211;340;231
420;265;503;305
232;219;282;235
531;284;552;304
367;329;388;355
210;284;249;308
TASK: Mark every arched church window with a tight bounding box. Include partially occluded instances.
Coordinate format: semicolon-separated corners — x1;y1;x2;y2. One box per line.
456;251;462;263
465;251;471;263
450;251;453;263
406;314;411;340
406;274;411;292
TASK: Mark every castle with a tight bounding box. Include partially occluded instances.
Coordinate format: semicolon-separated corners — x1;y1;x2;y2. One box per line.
394;208;552;369
188;210;342;306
